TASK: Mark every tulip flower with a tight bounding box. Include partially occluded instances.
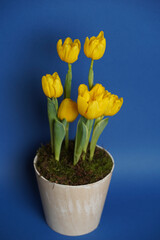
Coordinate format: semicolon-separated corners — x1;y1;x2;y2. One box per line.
41;72;63;154
77;84;109;119
57;37;81;64
58;98;79;122
104;93;123;116
57;37;81;99
58;98;79;150
84;31;106;90
84;31;106;60
42;72;63;98
77;83;123;162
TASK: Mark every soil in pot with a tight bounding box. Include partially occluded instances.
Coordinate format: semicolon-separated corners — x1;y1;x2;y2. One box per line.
36;141;113;186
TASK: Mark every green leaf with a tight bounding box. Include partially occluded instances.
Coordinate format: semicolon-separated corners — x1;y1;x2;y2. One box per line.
94;116;104;130
47;97;58;153
61;118;67;128
74;117;88;165
83;118;94;154
54;119;66;161
90;118;109;161
47;97;57;121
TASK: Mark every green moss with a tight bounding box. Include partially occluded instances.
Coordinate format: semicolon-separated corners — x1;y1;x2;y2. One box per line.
36;141;113;185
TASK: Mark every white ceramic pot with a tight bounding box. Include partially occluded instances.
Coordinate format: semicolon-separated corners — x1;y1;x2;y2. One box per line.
33;147;114;236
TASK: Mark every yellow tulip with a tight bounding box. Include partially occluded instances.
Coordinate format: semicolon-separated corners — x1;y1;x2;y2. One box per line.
77;84;109;119
77;84;123;119
104;93;123;116
84;31;106;60
42;72;63;98
58;98;79;122
57;37;81;63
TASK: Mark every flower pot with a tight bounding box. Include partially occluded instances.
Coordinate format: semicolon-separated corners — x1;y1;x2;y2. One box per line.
33;146;114;236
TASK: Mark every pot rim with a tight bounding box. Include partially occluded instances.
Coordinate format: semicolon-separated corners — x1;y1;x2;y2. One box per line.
33;145;115;188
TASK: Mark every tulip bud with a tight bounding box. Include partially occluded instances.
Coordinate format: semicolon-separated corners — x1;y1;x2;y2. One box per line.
42;72;63;98
58;98;79;122
57;37;81;64
84;31;106;60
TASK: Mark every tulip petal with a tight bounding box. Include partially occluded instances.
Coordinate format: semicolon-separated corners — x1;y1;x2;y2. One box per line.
90;84;105;99
92;42;106;60
68;45;79;63
63;44;71;62
89;36;96;43
57;39;62;49
78;84;88;96
83;90;90;101
42;76;50;98
89;39;99;56
77;96;88;117
84;37;90;58
64;37;73;45
104;95;123;116
97;31;104;39
74;39;81;50
86;101;100;119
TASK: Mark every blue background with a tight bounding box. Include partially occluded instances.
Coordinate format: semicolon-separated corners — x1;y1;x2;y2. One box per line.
1;0;160;239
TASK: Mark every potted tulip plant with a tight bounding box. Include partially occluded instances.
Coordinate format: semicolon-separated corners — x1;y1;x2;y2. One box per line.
34;31;123;236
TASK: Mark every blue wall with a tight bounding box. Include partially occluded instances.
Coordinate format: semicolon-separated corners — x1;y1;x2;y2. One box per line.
1;0;160;239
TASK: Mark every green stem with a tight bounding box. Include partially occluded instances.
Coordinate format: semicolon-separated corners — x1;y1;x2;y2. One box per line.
82;152;86;161
49;119;54;153
64;63;72;98
54;98;58;111
65;122;69;150
88;59;94;90
47;98;55;153
83;119;94;160
89;149;94;161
